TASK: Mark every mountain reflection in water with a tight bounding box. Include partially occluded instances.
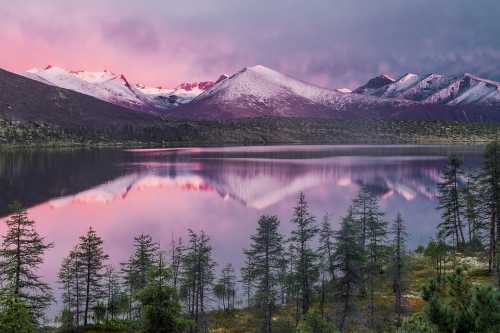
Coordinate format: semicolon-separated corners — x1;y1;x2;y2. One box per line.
0;145;483;316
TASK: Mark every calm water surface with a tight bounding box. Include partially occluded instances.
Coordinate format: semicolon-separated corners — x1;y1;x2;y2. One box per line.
0;145;484;315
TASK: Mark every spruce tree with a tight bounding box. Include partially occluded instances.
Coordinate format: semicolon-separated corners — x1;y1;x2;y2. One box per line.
463;172;481;244
318;214;335;318
437;155;466;249
171;237;184;290
334;208;364;332
364;192;387;330
0;201;53;320
215;263;236;311
289;192;319;316
58;247;85;328
137;252;186;333
477;141;500;274
129;234;159;292
181;229;215;333
77;227;109;326
390;213;408;328
352;187;375;251
240;257;254;308
244;215;283;333
104;265;121;321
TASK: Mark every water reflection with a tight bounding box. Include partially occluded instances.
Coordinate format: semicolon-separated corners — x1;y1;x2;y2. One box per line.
0;145;483;315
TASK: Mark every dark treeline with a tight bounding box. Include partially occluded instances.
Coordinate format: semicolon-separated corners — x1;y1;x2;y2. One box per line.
2;143;500;332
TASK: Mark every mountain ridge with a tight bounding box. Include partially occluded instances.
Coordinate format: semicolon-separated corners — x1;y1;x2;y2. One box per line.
354;72;500;107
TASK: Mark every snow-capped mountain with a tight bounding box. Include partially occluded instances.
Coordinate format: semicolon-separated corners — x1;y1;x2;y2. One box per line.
354;72;500;106
167;65;428;120
23;65;218;113
14;64;500;122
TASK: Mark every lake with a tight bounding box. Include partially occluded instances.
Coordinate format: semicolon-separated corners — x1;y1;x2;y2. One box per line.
0;145;484;315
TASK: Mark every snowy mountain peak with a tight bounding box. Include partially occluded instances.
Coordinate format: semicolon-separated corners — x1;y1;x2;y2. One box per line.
22;65;218;113
353;74;396;94
355;71;500;106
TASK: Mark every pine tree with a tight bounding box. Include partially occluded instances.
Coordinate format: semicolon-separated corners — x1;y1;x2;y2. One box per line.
129;234;159;292
240;257;254;308
244;215;283;333
0;201;53;320
171;237;184;290
334;208;364;332
77;227;109;326
437;155;466;249
103;265;121;321
137;252;186;333
352;187;375;251
58;247;85;328
119;258;134;320
289;192;319;317
463;172;481;244
0;296;36;333
214;264;236;311
477;141;500;274
181;229;215;333
391;213;408;328
318;214;335;318
364;192;387;330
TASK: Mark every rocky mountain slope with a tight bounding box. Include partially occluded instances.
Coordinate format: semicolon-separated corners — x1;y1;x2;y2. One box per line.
168;65;500;121
354;72;500;107
24;66;219;113
0;68;162;129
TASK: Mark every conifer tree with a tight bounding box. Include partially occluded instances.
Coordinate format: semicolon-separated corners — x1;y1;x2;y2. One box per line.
137;252;186;333
129;234;159;292
181;229;215;333
289;192;319;316
171;237;184;290
240;257;254;308
0;201;53;320
463;172;481;244
437;155;466;249
334;208;364;332
318;214;335;318
77;227;109;326
58;247;85;327
104;265;121;321
390;213;408;328
214;263;236;311
477;141;500;273
352;187;375;251
364;193;387;330
244;215;283;333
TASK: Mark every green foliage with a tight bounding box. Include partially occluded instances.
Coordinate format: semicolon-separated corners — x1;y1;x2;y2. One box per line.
244;215;283;333
136;267;188;333
57;308;74;331
421;266;500;333
334;208;365;331
289;192;319;316
0;296;36;333
93;302;107;325
0;201;54;320
437;155;466;248
296;309;339;333
400;313;436;333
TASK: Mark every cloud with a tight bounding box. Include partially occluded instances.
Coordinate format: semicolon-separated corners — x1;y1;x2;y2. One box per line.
0;0;499;88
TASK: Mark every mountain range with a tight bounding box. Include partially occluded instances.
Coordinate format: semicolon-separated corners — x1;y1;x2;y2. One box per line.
1;64;500;132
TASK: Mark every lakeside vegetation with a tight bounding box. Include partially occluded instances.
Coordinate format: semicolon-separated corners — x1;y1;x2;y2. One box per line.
1;143;500;332
1;118;500;147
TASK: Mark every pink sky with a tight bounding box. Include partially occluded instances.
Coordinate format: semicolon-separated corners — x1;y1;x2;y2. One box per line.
2;1;499;88
0;1;240;87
